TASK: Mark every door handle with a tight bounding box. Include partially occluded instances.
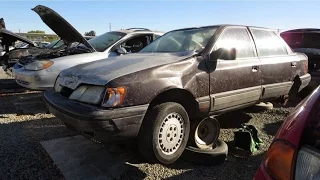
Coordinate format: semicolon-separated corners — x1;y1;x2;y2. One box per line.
291;62;297;67
252;66;259;72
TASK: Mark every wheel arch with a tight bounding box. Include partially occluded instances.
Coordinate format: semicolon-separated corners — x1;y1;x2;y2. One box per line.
148;88;200;120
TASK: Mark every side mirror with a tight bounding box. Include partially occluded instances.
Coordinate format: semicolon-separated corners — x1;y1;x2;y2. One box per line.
210;48;236;61
117;47;127;54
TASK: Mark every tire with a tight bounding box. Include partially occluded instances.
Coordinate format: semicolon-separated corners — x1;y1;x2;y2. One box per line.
182;139;228;165
138;102;190;164
189;117;220;149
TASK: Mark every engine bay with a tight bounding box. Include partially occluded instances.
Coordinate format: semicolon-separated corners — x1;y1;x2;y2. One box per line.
1;43;92;75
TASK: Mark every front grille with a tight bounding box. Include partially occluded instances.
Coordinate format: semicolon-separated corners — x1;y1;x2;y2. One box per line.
16;79;29;85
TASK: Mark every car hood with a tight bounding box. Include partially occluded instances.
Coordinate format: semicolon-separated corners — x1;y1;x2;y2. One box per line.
59;51;196;89
0;29;35;47
32;5;95;51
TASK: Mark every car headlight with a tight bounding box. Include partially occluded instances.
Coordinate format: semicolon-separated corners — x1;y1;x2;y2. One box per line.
101;87;126;107
24;60;54;70
69;85;105;105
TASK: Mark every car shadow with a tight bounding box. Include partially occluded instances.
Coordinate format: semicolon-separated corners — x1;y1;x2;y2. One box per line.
263;121;284;136
0;91;48;115
216;109;253;129
163;150;265;180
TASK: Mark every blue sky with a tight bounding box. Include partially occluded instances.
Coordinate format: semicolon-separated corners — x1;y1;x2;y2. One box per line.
1;1;319;35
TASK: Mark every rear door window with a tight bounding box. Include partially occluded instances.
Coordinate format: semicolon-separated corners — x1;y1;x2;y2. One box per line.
215;27;256;59
250;28;288;57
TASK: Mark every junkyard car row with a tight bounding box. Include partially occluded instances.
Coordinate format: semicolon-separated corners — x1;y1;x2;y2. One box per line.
0;4;319;179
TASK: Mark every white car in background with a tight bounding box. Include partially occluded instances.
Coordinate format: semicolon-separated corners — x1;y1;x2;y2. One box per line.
13;5;163;90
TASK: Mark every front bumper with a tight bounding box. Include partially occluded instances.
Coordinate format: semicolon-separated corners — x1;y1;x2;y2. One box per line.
13;65;57;90
44;89;148;143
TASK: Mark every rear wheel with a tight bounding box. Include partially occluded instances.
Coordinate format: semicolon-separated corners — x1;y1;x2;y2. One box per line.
138;102;190;164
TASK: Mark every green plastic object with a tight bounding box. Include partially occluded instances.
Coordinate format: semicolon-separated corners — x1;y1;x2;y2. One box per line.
234;124;264;153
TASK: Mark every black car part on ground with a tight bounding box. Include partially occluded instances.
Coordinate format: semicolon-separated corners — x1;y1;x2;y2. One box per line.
182;139;228;165
233;124;263;153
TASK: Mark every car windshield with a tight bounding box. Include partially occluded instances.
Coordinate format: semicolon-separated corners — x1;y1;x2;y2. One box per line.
141;27;218;53
87;32;125;52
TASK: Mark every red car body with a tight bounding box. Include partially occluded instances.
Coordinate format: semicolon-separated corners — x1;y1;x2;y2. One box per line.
254;85;320;180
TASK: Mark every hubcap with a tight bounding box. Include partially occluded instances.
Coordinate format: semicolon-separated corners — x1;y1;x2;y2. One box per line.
158;112;184;155
195;118;217;149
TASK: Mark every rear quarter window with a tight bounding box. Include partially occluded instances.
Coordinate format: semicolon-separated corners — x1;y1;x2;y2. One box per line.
251;29;288;57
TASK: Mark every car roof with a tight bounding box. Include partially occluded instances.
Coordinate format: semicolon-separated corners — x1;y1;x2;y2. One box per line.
114;28;164;35
169;24;275;32
281;28;320;34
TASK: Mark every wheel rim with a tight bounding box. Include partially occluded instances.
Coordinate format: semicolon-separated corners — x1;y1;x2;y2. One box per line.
195;118;218;149
158;112;184;155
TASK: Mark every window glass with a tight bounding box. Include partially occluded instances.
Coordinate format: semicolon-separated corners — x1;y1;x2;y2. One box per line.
251;29;287;56
121;35;151;53
215;28;255;58
87;32;125;52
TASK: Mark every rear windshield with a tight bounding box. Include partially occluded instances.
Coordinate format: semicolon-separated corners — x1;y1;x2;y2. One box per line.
141;27;218;53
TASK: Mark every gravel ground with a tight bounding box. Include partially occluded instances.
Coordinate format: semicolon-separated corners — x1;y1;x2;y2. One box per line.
0;67;304;180
0;89;299;180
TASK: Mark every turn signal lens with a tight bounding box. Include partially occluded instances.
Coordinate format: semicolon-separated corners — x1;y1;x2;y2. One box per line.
101;87;126;107
264;141;295;180
42;61;54;69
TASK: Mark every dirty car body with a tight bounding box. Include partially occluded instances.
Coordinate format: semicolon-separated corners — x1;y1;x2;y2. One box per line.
254;85;320;180
13;5;163;90
45;25;311;164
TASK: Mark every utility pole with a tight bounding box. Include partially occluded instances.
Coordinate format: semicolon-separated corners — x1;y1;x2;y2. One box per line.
109;23;111;31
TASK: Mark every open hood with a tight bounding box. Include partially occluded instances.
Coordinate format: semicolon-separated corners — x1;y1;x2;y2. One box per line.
32;5;95;51
0;29;35;47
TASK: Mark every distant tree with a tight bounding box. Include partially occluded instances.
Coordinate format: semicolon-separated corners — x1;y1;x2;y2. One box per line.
84;30;96;36
27;30;45;34
0;18;6;29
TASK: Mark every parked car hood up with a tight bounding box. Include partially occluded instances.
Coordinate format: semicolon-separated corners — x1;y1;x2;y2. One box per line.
59;51;196;89
32;5;95;52
0;29;35;48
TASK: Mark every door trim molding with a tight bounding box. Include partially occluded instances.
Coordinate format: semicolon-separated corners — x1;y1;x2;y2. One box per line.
210;86;262;111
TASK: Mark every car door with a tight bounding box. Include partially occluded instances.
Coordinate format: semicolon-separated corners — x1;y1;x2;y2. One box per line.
249;28;293;100
208;27;262;112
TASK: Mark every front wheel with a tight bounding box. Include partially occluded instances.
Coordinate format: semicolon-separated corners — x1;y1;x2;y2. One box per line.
138;102;190;164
